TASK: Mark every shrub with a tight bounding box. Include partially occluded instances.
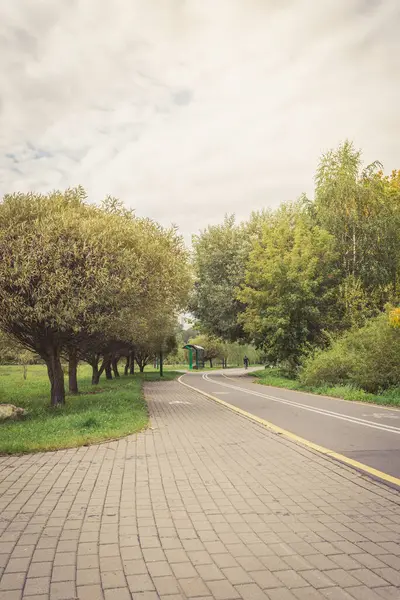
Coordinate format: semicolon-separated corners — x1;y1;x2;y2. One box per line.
301;314;400;393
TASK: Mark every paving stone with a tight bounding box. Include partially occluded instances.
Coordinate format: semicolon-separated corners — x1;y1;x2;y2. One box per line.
0;571;25;590
235;583;269;599
51;565;75;582
50;580;76;599
104;589;131;600
77;568;101;586
188;550;214;565
372;567;400;586
301;569;336;589
179;576;210;597
153;576;180;595
5;557;30;573
196;563;224;582
76;584;104;600
320;587;355;600
172;562;198;579
267;590;298;600
324;569;361;588
293;589;326;600
375;587;400;599
351;569;391;588
0;592;22;600
249;569;282;589
275;569;309;589
101;570;126;589
213;554;239;569
345;586;389;600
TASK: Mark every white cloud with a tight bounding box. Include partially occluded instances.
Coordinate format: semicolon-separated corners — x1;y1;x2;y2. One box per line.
1;0;399;239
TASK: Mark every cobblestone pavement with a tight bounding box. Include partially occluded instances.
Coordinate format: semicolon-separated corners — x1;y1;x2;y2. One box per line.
0;381;400;600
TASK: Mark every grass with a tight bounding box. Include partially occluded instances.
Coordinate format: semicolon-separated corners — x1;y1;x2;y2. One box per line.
252;368;400;407
0;364;179;454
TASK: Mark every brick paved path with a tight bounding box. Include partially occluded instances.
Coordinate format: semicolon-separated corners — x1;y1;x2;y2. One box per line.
0;381;400;600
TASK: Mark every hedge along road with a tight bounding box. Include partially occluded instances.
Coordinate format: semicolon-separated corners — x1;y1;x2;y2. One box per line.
179;369;400;487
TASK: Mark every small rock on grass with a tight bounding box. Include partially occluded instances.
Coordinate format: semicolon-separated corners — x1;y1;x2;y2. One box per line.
0;404;26;421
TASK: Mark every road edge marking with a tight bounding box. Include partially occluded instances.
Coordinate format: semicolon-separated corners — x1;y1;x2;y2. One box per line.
178;375;400;489
204;374;400;434
223;372;400;412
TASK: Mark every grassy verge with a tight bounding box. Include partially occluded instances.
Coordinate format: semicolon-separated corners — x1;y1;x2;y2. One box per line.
0;364;179;454
252;368;400;407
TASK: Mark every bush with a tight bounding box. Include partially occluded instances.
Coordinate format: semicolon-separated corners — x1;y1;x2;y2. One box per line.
301;314;400;393
300;344;358;388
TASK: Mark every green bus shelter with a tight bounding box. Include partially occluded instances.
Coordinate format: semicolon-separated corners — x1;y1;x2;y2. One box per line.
183;344;204;370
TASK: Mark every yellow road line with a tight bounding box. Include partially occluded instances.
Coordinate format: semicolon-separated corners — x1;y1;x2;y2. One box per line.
178;375;400;489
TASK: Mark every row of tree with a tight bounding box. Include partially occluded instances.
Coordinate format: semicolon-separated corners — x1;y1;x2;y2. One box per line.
190;142;400;374
0;188;191;405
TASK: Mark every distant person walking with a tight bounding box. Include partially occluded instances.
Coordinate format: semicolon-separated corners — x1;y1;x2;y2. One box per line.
243;355;249;369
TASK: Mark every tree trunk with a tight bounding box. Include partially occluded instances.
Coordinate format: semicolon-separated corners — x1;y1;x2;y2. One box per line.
139;364;145;373
105;361;113;380
124;355;129;376
111;356;120;378
68;348;79;394
129;352;135;375
209;358;213;368
160;351;163;377
46;349;65;407
92;365;100;385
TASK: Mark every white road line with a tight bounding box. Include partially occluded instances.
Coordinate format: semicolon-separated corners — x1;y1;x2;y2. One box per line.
201;374;400;435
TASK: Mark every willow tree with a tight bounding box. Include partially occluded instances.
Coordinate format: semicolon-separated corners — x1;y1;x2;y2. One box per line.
0;189;156;406
77;218;191;383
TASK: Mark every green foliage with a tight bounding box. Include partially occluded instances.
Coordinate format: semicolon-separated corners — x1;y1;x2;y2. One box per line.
190;214;259;342
239;203;341;371
301;314;400;393
189;334;225;366
315;141;400;326
0;188;191;405
190;142;400;384
224;342;261;366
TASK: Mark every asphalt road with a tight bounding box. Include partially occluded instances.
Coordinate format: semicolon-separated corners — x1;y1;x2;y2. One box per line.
181;369;400;482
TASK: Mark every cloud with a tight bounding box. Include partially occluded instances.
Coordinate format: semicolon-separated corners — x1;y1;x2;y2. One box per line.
1;0;399;240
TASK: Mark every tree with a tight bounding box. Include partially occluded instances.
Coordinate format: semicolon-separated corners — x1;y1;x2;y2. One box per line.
190;215;251;342
224;342;261;367
189;334;224;368
315;141;400;326
131;310;180;372
238;204;340;372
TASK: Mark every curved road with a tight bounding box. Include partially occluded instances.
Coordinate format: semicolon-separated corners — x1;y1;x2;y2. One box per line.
181;369;400;484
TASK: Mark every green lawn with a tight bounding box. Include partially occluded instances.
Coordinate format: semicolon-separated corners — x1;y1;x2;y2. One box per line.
0;364;178;454
252;369;400;407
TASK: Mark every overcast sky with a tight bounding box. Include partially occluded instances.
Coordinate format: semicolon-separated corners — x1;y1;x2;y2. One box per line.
1;0;399;240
